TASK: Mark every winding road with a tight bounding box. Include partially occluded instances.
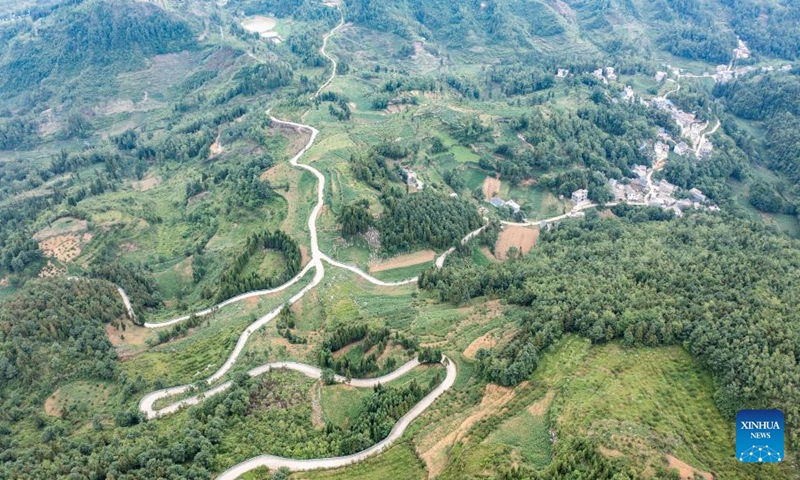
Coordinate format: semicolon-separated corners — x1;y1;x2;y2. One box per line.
130;9;460;478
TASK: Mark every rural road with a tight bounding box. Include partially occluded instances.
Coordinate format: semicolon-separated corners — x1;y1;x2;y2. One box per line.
140;357;424;419
132;10;459;479
216;357;457;479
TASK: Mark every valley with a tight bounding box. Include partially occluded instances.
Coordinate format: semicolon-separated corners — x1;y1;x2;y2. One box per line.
0;0;798;479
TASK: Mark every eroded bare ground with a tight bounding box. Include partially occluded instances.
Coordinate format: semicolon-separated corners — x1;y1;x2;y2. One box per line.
665;455;713;480
417;383;518;478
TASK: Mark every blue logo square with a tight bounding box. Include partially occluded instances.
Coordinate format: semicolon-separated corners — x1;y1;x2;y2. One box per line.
736;409;784;463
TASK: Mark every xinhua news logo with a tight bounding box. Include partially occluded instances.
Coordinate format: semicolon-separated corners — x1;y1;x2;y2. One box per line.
737;410;784;463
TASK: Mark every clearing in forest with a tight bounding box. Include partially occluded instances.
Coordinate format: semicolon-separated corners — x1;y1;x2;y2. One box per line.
241;16;279;38
131;174;162;191
32;216;88;241
495;226;539;259
482;176;501;201
38;232;92;263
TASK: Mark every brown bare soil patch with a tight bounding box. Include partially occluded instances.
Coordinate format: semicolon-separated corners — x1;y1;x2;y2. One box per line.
665;455;713;480
132;174;162;192
0;276;8;287
105;319;152;357
479;246;498;262
210;132;223;156
44;389;61;416
369;250;435;273
482;176;502;201
519;178;537;187
332;342;360;359
527;389;555;416
274;122;313;159
39;260;66;278
121;242;140;253
187;191;210;205
241;16;278;35
495;226;539;260
38;234;84;262
418;383;517;478
33;217;88;241
598;209;617;219
464;329;500;359
385;103;410;114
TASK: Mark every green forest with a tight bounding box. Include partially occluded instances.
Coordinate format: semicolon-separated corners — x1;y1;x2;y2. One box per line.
1;0;800;477
420;211;800;443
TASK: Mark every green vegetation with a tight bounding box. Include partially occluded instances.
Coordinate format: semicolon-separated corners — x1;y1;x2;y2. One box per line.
3;0;800;477
422;213;800;444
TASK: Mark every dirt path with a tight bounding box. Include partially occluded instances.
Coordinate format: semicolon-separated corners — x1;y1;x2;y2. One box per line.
369;250;435;272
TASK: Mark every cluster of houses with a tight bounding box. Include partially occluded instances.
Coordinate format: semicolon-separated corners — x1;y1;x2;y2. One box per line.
647;97;713;159
591;66;617;83
488;196;521;214
599;161;718;217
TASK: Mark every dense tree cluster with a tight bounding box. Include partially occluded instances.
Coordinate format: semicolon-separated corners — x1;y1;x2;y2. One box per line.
764;113;800;185
349;151;401;189
317;324;417;377
499;102;668;184
659;26;736;64
89;263;163;324
0;278;123;395
0;117;39;150
338;199;372;236
215;62;293;104
0;1;196;96
486;64;554;97
714;72;800;121
420;213;800;441
378;190;483;254
723;0;800;59
215;230;301;301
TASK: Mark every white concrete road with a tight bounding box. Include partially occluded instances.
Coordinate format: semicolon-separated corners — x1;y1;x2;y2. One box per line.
215;357;457;479
128;11;461;479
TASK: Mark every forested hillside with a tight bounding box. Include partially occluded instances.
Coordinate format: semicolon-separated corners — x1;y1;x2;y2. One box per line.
420;212;800;442
0;1;196;96
1;0;800;477
0;278;123;407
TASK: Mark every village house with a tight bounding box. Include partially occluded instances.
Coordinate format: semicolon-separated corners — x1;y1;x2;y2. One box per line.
631;164;648;179
654;71;667;82
489;197;505;208
571;189;588;204
605;67;617;81
698;138;714;159
556;68;569;78
505;200;521;213
674;142;692;156
689;188;707;202
658;179;676;197
622;85;634;102
624;185;642;202
401;167;424;190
